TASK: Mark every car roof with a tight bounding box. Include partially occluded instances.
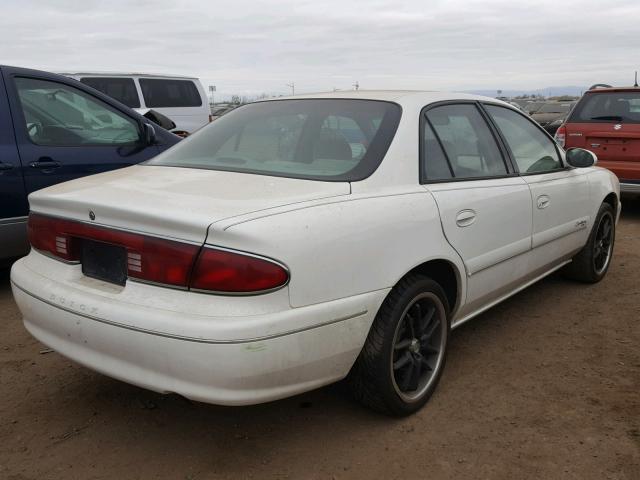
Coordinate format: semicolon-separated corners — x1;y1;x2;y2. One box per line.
586;86;640;94
58;72;200;80
258;89;512;106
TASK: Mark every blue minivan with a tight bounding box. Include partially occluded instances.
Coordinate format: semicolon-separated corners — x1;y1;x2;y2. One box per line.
1;65;180;263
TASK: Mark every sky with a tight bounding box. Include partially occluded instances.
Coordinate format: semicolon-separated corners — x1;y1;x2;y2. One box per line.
1;0;638;99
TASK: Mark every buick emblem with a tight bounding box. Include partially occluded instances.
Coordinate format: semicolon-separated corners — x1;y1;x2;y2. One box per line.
614;124;622;130
89;210;96;221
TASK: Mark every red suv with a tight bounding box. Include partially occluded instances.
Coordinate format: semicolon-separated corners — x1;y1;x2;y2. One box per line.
556;84;640;194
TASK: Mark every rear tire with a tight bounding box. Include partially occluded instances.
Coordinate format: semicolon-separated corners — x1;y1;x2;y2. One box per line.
348;274;450;416
563;202;615;283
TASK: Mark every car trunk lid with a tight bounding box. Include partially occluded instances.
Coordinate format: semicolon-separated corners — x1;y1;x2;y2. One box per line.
28;165;351;243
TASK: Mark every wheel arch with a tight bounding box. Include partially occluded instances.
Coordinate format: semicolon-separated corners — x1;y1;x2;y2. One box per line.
602;191;618;217
400;259;462;317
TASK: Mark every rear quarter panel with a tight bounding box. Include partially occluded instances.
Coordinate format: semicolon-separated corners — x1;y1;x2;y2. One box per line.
207;192;466;309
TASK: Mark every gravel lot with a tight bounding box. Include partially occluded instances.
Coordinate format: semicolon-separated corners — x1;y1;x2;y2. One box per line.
1;197;639;480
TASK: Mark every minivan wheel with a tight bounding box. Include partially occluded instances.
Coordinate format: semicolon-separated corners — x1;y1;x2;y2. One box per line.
563;202;616;283
348;274;450;416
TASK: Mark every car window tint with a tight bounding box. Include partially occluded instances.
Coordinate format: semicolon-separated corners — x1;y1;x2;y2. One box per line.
422;121;452;181
147;99;401;181
217;113;307;163
139;79;202;108
570;92;640;123
14;77;140;146
80;77;140;108
426;104;507;179
486;105;562;173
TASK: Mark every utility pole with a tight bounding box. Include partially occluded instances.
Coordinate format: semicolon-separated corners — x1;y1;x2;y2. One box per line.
209;85;216;107
353;80;359;91
286;82;295;96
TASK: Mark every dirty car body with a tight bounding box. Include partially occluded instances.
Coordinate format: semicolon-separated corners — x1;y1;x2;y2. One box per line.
11;91;620;415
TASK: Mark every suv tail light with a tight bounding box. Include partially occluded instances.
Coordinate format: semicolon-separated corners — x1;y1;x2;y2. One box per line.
555;124;566;148
190;247;289;293
27;213;289;294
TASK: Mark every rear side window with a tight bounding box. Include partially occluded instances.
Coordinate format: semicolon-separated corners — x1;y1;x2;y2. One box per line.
421;122;452;181
139;79;202;108
79;77;140;108
570;92;640;123
486;105;562;174
147;99;401;181
424;104;507;180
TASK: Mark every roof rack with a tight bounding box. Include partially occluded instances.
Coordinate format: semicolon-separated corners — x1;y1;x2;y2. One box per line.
588;83;612;90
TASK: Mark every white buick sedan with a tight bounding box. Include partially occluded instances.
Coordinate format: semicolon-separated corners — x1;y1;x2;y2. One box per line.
11;91;619;416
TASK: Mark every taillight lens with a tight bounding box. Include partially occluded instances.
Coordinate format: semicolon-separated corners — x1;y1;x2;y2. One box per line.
27;213;289;294
555;125;566;148
27;213;199;287
190;247;289;293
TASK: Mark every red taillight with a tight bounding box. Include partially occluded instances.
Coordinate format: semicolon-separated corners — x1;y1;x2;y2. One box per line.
27;213;199;287
28;213;289;294
555;125;566;148
190;247;289;293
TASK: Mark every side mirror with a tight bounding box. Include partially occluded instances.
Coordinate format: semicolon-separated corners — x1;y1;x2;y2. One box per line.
142;123;156;145
143;109;177;131
566;148;597;168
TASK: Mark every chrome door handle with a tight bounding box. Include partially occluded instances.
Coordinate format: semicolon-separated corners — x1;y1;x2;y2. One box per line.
0;162;13;171
537;195;550;209
455;209;476;227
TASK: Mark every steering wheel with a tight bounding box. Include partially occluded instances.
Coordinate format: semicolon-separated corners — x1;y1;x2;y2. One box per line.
26;122;43;139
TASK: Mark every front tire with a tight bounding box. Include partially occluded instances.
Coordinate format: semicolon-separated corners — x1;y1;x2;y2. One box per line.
348;274;450;416
563;202;616;283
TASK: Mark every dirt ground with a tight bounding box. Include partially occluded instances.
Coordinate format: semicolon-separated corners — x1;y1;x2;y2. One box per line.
1;199;638;480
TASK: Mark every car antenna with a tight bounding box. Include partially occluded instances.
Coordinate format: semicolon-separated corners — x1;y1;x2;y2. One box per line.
635;71;639;88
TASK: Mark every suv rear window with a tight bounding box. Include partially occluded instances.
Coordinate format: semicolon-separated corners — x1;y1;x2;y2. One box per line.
570;91;640;123
147;99;401;181
79;77;140;108
139;79;202;108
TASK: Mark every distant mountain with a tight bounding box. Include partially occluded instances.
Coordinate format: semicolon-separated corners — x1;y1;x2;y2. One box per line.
466;86;587;98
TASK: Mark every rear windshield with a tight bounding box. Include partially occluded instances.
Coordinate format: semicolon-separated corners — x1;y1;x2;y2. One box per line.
79;77;140;108
139;79;202;108
569;91;640;123
147;99;401;181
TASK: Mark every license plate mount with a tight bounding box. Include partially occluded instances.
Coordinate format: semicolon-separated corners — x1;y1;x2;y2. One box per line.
81;239;127;286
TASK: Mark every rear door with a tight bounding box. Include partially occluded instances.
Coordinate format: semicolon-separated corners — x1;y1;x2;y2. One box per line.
485;104;591;257
3;67;161;195
0;67;29;258
421;103;533;315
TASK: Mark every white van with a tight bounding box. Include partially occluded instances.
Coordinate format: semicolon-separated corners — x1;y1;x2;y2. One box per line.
60;72;211;135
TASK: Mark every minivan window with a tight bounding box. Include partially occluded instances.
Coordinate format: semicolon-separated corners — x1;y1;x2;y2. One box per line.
570;92;640;123
425;104;507;179
79;77;140;108
139;79;202;108
14;77;140;146
147;99;401;181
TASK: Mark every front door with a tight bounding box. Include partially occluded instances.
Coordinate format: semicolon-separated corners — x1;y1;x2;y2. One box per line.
4;70;159;195
484;104;591;257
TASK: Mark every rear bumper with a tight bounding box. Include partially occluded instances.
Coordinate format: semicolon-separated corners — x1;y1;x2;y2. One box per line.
619;181;640;194
10;253;387;405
